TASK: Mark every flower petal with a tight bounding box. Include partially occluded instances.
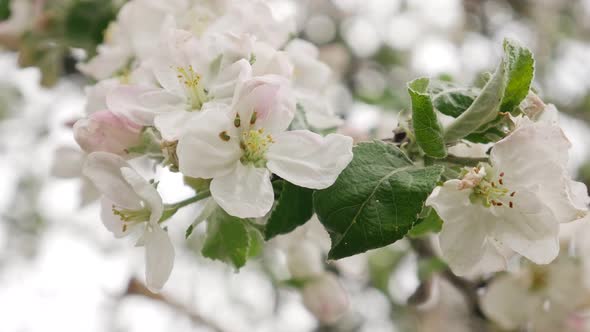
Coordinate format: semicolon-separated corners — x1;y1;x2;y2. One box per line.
494;190;559;264
154;110;197;141
235;75;295;135
107;85;184;126
427;181;507;275
210;163;274;218
481;273;539;330
177;108;241;179
266;131;353;189
208;59;252;100
120;167;163;224
144;224;175;293
83;152;142;209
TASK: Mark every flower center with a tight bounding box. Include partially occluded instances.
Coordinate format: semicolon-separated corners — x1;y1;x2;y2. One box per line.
176;65;208;110
240;128;274;167
112;205;150;232
464;166;517;208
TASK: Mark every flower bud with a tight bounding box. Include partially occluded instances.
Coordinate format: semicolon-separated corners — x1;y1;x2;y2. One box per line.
302;273;349;324
287;241;324;279
74;110;142;156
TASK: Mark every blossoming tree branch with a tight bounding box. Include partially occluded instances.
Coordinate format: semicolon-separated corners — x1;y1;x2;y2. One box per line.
3;0;590;329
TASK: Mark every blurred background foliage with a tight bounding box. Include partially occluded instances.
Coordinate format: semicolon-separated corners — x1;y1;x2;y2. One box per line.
1;1;590;331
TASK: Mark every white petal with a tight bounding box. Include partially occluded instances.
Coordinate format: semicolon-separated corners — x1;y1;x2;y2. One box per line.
209;59;252;100
100;197;132;238
427;181;506;275
492;122;571;175
177;109;241;179
144;224;175;293
154;110;196;141
297;91;343;129
120;167;163;224
77;45;130;80
107;85;184;126
494;190;559;264
266;131;353;189
481;273;539;330
210;163;274;218
82;152;142;209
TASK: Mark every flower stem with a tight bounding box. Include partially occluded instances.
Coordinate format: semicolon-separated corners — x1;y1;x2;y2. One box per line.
159;190;211;223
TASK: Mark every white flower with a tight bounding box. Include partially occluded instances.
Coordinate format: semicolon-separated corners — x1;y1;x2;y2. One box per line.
176;76;353;218
427;120;588;276
301;273;350;324
107;24;253;141
481;258;588;331
285;39;344;129
83;152;174;292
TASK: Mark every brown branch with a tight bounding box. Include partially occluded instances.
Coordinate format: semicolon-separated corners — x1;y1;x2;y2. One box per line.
124;278;227;332
408;238;485;320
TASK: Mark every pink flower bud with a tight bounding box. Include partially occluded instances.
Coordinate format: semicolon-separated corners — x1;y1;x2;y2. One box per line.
74;110;142;156
302;273;349;324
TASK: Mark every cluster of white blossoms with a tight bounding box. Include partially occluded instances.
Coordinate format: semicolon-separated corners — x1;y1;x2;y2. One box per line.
72;0;353;292
427;99;590;276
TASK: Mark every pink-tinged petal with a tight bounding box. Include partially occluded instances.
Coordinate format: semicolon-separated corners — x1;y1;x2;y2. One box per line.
266;131;353;189
210;163;274;218
120;167;163;224
234;75;295;135
74;110;142;156
100;197;133;238
107;85;184;126
177;109;241;179
494;190;559;264
83;152;142;209
481;272;539;330
144;224;175;293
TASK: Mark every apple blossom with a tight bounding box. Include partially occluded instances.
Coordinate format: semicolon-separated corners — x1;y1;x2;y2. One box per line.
106;24;254;141
481;257;589;331
83;152;174;292
176;76;353;218
73;110;142;157
427;120;589;276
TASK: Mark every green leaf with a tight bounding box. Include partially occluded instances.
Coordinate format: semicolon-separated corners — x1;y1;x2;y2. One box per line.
430;81;479;118
265;180;314;240
443;38;534;142
314;141;445;259
65;0;117;47
500;39;535;114
408;208;443;237
0;0;11;21
443;56;508;142
201;208;252;269
408;77;447;158
247;226;264;258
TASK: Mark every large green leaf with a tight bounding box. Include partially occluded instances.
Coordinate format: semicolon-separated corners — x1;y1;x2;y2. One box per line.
265;180;314;240
314;141;444;259
201;208;261;269
408;77;447;158
0;0;10;21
